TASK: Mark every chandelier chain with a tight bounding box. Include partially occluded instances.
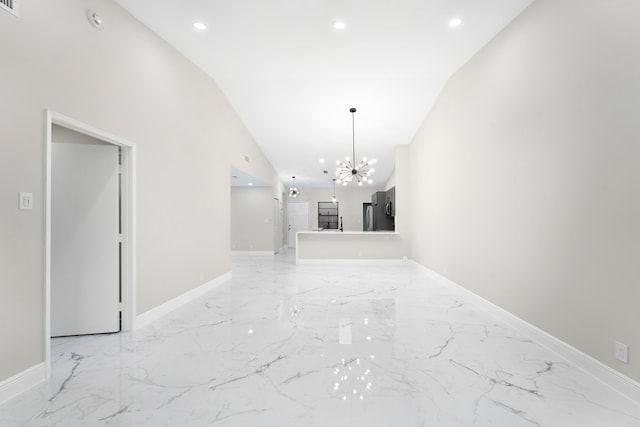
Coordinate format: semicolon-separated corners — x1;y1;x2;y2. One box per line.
335;107;376;186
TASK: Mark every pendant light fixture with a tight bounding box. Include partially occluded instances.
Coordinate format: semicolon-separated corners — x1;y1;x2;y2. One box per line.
288;176;300;198
331;178;337;204
336;107;376;186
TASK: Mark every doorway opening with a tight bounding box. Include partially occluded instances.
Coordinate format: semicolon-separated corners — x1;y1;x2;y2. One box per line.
287;201;309;248
45;111;136;379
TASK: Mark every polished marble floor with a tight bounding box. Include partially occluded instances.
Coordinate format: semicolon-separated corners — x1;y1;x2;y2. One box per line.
1;251;640;426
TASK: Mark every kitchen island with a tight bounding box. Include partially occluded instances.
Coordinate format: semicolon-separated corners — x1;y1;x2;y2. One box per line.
295;230;406;264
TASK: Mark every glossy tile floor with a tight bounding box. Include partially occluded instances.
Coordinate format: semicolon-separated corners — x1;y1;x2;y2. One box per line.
2;251;640;426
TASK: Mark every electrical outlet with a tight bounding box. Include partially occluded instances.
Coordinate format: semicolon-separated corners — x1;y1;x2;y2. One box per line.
615;341;629;364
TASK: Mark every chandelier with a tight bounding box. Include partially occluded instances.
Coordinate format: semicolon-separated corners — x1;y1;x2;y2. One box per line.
288;176;299;198
336;107;376;186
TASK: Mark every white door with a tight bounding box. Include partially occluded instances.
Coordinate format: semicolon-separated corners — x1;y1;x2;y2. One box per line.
287;202;309;248
51;142;120;336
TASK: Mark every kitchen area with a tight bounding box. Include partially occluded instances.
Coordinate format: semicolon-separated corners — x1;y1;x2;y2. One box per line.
363;186;395;232
315;186;396;232
296;185;406;264
229;145;411;263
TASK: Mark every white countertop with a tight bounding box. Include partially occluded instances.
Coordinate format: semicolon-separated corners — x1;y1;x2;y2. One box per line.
298;230;397;235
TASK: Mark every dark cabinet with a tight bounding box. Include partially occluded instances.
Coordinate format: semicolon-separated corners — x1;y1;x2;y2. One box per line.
385;186;395;216
371;191;382;206
370;191;394;231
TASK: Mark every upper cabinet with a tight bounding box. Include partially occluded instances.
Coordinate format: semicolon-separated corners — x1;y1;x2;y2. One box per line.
385;186;396;216
371;191;383;206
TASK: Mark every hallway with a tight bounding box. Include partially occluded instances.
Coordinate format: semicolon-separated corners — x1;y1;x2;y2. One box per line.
1;252;639;426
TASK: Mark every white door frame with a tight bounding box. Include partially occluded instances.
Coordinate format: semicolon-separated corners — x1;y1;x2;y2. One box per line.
44;110;137;379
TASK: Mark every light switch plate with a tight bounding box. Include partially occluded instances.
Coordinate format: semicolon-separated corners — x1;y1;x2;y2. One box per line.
19;192;33;210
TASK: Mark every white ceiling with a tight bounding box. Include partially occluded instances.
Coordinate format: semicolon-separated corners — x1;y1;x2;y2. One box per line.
114;0;533;188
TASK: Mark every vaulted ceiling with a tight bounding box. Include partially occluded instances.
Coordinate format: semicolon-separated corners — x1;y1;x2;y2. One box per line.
115;0;533;188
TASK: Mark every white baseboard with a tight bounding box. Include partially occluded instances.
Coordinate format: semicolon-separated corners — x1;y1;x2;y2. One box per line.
413;262;640;405
297;258;408;265
135;272;231;329
231;251;274;255
0;363;46;406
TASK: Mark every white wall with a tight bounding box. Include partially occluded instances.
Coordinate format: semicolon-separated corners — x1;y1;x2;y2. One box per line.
231;187;275;251
286;186;381;232
231;151;284;203
393;145;411;259
52;125;110;146
383;171;396;191
410;0;640;382
0;0;278;383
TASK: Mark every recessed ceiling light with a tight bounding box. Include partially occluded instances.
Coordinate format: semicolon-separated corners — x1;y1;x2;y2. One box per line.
248;182;254;186
333;21;346;31
319;158;325;163
193;22;207;30
449;18;463;28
